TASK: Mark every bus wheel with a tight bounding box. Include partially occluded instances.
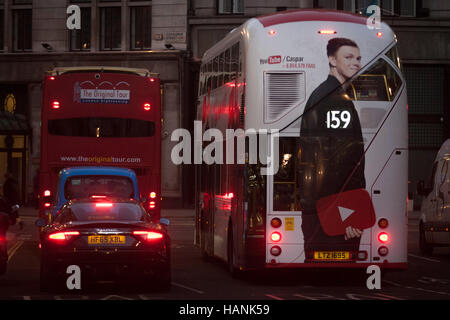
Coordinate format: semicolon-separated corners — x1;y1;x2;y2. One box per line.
227;226;241;279
419;223;433;256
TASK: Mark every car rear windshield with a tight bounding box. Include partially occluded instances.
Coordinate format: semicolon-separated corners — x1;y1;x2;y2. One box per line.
64;175;134;200
56;202;147;222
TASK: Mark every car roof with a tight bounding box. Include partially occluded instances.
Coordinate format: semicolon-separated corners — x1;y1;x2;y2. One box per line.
59;167;137;179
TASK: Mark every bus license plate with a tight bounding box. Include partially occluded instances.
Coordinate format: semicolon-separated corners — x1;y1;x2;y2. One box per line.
88;235;126;245
314;251;350;260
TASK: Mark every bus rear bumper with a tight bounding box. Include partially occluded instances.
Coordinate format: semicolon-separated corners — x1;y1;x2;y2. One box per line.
264;262;407;270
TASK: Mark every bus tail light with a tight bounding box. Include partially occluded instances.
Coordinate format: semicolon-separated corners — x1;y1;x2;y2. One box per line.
357;251;368;260
48;231;80;242
270;246;281;256
149;78;156;83
149;201;156;209
149;192;156;199
52;101;60;109
377;32;383;38
378;218;389;228
49;76;55;80
378;232;389;243
270;231;281;242
43;190;51;197
143;103;151;111
133;231;163;241
378;246;389;256
271;218;282;228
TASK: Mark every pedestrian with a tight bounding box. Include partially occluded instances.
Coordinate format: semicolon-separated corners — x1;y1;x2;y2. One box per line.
3;172;19;208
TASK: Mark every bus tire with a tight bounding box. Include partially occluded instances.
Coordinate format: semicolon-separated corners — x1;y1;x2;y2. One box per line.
227;224;241;279
419;223;433;256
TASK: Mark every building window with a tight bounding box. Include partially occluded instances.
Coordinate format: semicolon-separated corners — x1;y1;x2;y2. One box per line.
315;0;416;16
100;7;121;50
70;7;91;51
13;9;32;52
218;0;244;14
130;6;151;50
13;0;32;4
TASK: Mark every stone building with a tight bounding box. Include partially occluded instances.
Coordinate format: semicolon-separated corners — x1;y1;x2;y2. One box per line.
0;0;191;207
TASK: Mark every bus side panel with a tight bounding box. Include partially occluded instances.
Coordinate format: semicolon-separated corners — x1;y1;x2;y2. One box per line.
365;91;408;264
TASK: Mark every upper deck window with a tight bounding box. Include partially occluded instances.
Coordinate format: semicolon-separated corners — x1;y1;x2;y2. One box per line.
347;58;403;102
48;118;155;137
64;175;134;200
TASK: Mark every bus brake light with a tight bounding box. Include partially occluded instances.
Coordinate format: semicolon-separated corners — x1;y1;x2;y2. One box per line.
52;101;60;109
144;103;151;111
43;190;51;197
377;32;383;38
271;232;281;242
149;192;156;199
378;232;389;243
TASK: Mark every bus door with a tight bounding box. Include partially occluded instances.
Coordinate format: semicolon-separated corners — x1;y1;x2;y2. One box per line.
266;134;305;264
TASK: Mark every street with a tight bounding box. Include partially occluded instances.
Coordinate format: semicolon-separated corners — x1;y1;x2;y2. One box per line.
1;208;450;300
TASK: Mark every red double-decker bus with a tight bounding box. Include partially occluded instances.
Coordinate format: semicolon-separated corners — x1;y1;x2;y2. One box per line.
39;66;161;220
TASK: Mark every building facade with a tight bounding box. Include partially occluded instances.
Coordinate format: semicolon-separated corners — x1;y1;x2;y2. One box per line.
0;0;448;209
0;0;191;207
188;0;450;208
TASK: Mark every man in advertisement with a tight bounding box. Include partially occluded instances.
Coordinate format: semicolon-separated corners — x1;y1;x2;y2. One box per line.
299;37;372;261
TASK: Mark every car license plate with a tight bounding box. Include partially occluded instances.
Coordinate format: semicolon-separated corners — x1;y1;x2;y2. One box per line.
88;235;126;245
314;251;350;260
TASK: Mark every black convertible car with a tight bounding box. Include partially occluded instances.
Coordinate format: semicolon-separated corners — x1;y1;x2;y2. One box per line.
37;197;170;292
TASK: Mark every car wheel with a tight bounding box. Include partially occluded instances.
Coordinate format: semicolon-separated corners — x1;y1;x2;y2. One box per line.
154;264;171;292
419;223;433;256
40;257;58;292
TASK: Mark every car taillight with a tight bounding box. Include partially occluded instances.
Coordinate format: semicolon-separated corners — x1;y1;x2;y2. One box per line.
48;231;80;242
52;101;60;109
271;232;281;242
378;232;390;243
133;231;163;241
319;29;337;34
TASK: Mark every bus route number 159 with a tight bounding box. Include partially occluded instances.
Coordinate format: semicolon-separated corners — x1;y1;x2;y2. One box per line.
326;110;351;129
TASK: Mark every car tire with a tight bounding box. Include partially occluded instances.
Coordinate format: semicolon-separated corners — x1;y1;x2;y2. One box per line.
419;223;433;256
40;257;58;292
154;265;171;292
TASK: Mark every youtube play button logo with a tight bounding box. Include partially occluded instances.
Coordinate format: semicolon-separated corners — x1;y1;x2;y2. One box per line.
316;189;376;236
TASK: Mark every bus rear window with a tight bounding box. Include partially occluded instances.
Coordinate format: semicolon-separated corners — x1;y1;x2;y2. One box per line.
48;118;155;137
64;175;134;200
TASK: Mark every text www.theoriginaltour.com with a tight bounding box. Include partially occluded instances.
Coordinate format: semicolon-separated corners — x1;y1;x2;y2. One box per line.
60;156;141;164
